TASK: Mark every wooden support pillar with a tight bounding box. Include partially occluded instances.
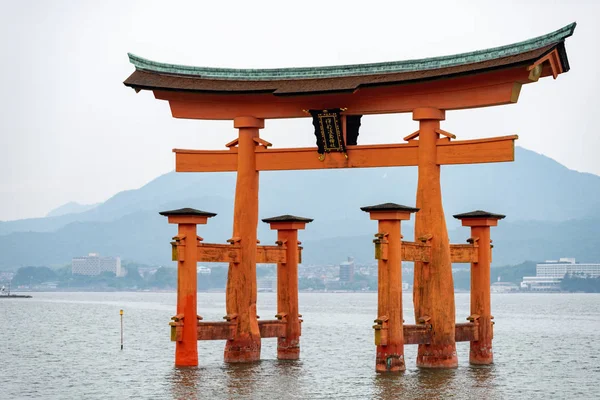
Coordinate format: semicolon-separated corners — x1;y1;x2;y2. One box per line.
159;207;216;367
225;116;264;362
411;107;458;368
263;215;313;360
361;203;418;372
454;210;505;365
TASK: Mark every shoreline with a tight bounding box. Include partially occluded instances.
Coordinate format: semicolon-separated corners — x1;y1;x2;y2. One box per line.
3;289;590;294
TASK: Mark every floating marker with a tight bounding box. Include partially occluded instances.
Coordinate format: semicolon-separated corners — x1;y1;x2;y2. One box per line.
120;309;124;350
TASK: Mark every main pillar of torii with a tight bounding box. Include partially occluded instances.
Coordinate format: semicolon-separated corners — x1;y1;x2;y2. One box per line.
412;108;458;367
224;117;264;362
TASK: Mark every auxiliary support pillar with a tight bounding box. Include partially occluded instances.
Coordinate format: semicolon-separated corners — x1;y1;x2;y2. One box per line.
454;211;505;365
263;215;313;360
160;208;216;367
362;203;418;372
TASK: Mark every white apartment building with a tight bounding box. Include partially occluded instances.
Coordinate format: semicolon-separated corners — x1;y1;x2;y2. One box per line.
72;253;123;277
536;258;600;278
520;258;600;291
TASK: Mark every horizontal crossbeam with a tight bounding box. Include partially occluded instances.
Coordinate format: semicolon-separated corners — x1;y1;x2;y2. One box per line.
197;243;241;263
401;322;480;345
197;321;234;340
197;320;287;340
174;135;517;172
449;244;479;263
258;320;288;338
401;241;479;264
196;320;483;342
256;245;287;264
436;135;517;165
403;324;432;345
172;242;302;264
402;241;431;263
455;322;479;342
172;243;297;264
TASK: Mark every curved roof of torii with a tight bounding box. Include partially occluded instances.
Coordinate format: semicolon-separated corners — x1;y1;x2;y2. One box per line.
124;23;575;96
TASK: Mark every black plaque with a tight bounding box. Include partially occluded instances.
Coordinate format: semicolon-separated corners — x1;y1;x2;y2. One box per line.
346;115;362;146
310;109;346;154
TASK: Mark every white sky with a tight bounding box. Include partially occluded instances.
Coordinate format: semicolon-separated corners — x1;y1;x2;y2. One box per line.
1;0;598;221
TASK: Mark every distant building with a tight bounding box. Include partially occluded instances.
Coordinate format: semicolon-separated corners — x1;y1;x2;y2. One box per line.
520;258;600;291
197;266;211;275
0;271;14;283
138;267;158;278
339;257;355;283
491;282;519;293
257;277;276;292
491;276;519;293
72;253;123;277
535;258;600;278
520;276;562;292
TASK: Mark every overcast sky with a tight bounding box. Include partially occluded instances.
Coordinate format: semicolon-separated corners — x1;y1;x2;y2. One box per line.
1;0;598;221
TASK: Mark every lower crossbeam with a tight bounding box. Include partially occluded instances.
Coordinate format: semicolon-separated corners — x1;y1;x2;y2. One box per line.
400;323;482;345
196;320;287;340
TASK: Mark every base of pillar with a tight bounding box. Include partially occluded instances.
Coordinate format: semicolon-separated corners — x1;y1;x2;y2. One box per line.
417;343;458;368
175;343;198;367
470;342;493;365
278;337;300;360
175;354;198;367
376;344;406;373
174;359;199;367
224;334;261;363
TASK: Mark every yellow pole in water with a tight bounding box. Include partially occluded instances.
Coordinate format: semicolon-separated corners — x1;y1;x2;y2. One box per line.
120;309;124;350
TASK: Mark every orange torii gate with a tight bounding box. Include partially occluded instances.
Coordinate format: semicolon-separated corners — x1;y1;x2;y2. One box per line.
124;23;575;371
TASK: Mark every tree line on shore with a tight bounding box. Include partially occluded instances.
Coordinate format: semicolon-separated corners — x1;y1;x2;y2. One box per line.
6;262;600;292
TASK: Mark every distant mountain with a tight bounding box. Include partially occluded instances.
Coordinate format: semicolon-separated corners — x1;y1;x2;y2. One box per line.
46;202;99;218
301;217;600;266
0;147;598;268
0;172;237;235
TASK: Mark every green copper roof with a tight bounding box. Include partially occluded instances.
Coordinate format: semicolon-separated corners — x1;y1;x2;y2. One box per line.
128;23;575;81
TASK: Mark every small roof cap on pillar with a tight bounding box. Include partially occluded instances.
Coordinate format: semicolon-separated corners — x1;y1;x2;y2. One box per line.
262;215;314;223
453;210;505;220
360;203;419;213
262;214;313;230
159;207;217;217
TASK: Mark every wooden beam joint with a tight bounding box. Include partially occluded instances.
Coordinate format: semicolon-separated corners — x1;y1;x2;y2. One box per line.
528;49;564;80
450;243;479;263
258;320;288;338
403;323;433;345
197;321;237;340
435;128;456;139
404;130;420;141
455;322;479;342
197;243;242;264
225;138;239;148
373;233;389;260
256;245;287;264
399;320;481;345
253;137;272;148
401;240;432;263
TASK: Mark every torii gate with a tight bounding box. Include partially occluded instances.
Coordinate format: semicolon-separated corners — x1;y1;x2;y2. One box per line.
124;23;575;371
